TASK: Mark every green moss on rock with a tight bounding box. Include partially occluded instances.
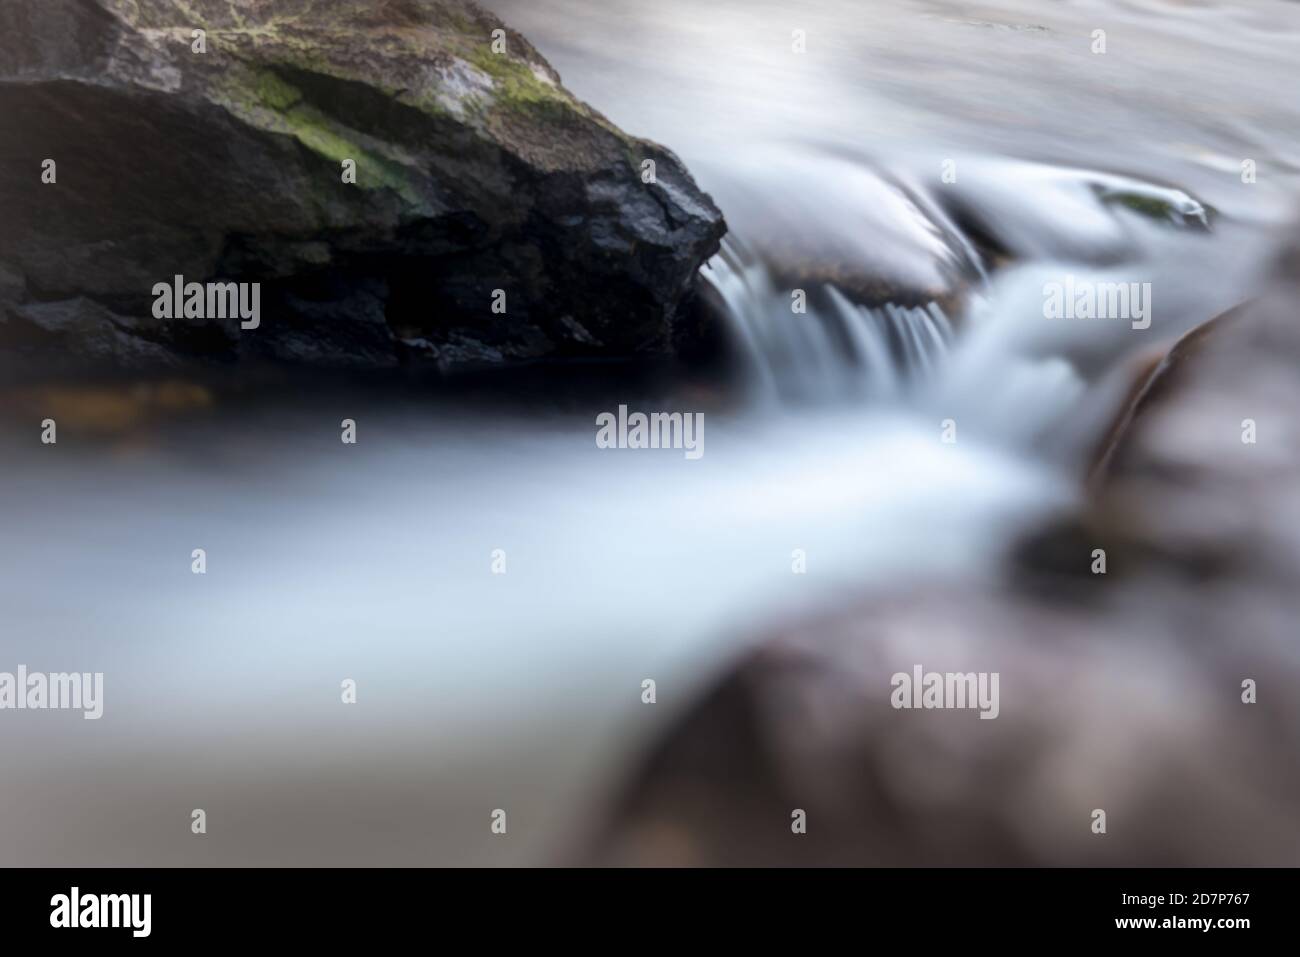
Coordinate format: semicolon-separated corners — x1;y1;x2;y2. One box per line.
215;68;423;206
253;69;301;111
469;48;570;117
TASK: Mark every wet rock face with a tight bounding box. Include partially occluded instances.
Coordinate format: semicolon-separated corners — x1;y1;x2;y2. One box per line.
587;225;1300;867
0;0;725;379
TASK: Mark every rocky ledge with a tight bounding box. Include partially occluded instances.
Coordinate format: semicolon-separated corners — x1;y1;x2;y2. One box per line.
0;0;725;380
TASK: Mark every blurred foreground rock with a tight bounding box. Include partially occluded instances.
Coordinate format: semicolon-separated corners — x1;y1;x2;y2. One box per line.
587;228;1300;866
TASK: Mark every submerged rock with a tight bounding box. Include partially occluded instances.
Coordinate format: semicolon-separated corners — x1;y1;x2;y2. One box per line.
0;0;725;380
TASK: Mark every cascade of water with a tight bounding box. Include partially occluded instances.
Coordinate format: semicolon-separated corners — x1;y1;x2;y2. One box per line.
701;236;956;402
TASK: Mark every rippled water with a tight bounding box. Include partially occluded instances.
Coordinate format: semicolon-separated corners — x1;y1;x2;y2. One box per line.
4;0;1299;864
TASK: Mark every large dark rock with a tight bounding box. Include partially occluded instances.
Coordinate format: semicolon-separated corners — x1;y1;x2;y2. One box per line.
0;0;725;379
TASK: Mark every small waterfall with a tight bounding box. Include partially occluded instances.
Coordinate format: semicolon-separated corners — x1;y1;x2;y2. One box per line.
696;151;1232;458
701;236;955;402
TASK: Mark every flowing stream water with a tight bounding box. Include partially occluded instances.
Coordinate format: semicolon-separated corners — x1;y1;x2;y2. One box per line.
2;0;1299;864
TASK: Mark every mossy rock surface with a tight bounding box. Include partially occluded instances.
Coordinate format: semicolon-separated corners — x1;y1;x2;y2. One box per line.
0;0;725;376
